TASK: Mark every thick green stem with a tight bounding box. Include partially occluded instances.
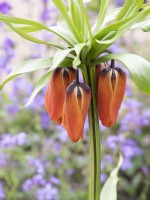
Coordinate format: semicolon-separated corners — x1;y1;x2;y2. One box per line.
81;64;101;200
88;67;101;200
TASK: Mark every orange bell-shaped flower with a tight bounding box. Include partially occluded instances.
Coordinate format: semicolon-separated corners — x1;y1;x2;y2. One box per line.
45;67;75;125
97;66;126;127
62;80;91;142
96;63;108;84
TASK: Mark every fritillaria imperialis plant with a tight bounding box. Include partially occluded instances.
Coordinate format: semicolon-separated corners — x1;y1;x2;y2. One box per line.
1;0;150;199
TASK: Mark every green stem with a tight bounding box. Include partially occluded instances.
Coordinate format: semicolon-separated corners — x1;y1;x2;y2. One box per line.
81;64;101;200
87;66;101;200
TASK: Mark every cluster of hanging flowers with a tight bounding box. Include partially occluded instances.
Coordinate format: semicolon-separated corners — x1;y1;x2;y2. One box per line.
45;61;126;142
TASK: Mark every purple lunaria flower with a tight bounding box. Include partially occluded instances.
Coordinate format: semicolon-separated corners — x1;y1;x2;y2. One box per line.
115;0;125;6
50;176;60;185
35;183;58;200
122;139;143;159
41;112;50;129
101;173;107;183
0;132;27;148
13;132;27;146
0;153;8;168
104;154;113;164
0;56;7;69
57;126;68;143
27;157;45;175
32;174;46;186
3;38;15;59
0;2;11;14
121;158;133;171
22;179;34;192
5;104;19;115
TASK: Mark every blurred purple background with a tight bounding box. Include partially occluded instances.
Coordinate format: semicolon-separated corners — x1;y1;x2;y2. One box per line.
0;0;150;199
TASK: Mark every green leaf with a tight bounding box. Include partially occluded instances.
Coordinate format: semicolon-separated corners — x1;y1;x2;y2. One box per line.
69;1;83;33
115;0;134;21
94;15;133;40
94;0;110;33
50;26;77;46
89;8;150;59
52;0;83;42
57;13;70;31
52;49;73;70
0;14;51;30
124;0;144;18
67;0;91;42
116;0;145;22
78;0;92;42
0;58;53;89
92;8;121;32
73;43;86;68
95;8;150;45
25;71;51;107
100;154;123;200
0;14;75;47
12;25;42;33
14;25;76;46
131;19;150;31
93;53;150;95
102;8;121;28
5;22;64;49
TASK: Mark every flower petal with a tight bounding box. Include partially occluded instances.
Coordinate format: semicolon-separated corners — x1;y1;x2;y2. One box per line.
98;67;126;127
98;67;114;127
110;68;126;124
63;81;91;142
45;67;75;125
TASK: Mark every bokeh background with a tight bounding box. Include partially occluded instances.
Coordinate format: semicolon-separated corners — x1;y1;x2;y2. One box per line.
0;0;150;199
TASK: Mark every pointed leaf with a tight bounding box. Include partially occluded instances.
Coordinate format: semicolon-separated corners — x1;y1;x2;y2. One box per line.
51;49;73;70
100;154;123;200
95;8;150;45
131;19;150;32
0;14;51;30
92;8;120;32
78;0;92;42
50;26;77;46
25;71;51;107
52;0;83;42
73;43;86;68
124;0;144;18
115;0;134;21
103;8;121;27
0;14;75;46
11;25;41;33
15;25;77;46
94;0;110;33
94;53;150;95
3;22;64;49
0;58;53;89
90;8;150;59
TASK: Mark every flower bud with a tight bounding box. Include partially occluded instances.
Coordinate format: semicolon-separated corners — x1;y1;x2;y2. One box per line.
45;67;75;125
97;66;126;127
96;63;108;85
62;80;91;142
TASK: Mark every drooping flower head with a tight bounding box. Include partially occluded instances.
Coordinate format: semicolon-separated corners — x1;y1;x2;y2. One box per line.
45;67;75;125
97;66;126;127
45;59;126;142
62;80;91;142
